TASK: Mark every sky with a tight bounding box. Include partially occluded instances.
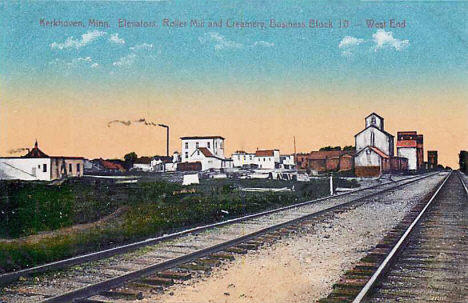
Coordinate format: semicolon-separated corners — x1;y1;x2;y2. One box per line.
1;0;467;167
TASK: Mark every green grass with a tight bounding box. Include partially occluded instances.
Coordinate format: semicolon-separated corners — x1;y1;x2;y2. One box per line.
0;177;358;272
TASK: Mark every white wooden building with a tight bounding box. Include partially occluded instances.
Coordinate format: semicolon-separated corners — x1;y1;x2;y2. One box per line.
232;151;256;167
354;113;395;177
255;149;280;169
0;141;84;181
180;136;233;171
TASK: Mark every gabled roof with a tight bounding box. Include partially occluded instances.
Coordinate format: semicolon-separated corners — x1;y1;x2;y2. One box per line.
354;125;394;138
191;147;229;161
98;159;124;170
24;141;49;158
365;112;385;120
181;136;225;140
198;147;214;157
356;146;389;159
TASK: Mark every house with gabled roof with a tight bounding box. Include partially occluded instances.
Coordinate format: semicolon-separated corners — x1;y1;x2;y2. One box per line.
180;136;233;171
0;141;84;181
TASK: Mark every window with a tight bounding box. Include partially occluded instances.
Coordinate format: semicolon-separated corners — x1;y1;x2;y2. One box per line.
263;158;266;162
207;142;211;148
77;163;81;173
196;142;199;148
185;152;188;158
370;132;375;146
371;117;376;125
69;163;72;172
197;150;200;155
43;164;47;172
269;158;271;161
244;155;246;160
185;142;188;149
366;149;371;155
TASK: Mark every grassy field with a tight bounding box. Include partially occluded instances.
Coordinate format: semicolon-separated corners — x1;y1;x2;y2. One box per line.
0;177;359;272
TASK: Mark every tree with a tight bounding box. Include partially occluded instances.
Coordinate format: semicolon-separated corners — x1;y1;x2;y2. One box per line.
343;145;355;151
459;151;467;173
124;152;138;169
319;146;341;151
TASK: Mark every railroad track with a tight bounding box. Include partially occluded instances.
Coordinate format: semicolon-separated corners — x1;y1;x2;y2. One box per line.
319;170;468;303
0;172;442;303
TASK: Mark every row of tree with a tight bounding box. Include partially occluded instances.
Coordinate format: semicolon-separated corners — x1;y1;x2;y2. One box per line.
319;146;355;151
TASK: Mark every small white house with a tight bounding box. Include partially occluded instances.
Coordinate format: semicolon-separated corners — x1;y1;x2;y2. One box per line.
255;149;280;169
188;147;233;171
280;154;295;169
151;152;180;172
132;158;152;172
232;151;256;167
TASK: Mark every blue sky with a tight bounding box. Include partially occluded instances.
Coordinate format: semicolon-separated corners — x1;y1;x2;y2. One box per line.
1;0;467;167
1;0;467;93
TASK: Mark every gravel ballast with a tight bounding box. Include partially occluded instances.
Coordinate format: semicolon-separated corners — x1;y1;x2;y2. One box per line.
140;173;447;303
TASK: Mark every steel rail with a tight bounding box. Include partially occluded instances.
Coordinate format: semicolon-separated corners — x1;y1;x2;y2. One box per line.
457;170;468;195
352;171;452;303
0;173;434;286
39;172;442;303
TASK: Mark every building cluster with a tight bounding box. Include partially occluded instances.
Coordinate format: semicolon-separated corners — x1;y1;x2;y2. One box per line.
297;113;439;177
0;112;440;181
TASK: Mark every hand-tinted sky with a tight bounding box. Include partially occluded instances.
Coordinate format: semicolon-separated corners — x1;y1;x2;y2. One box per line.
1;0;467;167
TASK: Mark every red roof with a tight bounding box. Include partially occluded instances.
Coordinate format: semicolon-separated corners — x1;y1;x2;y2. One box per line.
100;159;124;170
24;141;49;158
397;140;417;148
369;146;389;159
198;147;214;157
255;150;276;157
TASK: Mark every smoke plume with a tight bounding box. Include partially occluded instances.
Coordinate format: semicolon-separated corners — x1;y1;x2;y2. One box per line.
8;148;30;154
107;120;132;127
108;118;159;127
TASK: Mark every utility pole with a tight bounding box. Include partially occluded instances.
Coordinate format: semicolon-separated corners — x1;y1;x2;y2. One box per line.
293;136;296;160
158;124;169;157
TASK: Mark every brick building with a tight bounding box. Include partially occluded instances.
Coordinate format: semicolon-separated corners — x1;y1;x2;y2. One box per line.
296;150;354;173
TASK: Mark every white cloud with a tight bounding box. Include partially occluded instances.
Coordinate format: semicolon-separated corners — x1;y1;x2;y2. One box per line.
339;36;365;48
372;29;409;51
109;33;125;44
338;36;365;57
113;53;137;67
48;56;97;69
251;41;274;48
129;43;153;51
50;30;107;50
198;32;243;50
